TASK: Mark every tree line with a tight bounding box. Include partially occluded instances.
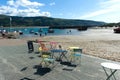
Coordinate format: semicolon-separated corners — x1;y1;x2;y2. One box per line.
0;14;105;28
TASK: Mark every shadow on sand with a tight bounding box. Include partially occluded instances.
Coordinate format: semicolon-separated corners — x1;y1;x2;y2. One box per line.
20;65;52;80
20;77;35;80
33;65;51;76
60;61;77;71
60;61;77;67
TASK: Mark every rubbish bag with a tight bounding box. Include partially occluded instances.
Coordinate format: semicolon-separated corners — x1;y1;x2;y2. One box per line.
27;41;34;53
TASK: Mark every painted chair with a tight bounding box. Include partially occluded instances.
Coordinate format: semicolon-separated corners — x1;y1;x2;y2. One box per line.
39;42;55;68
50;43;68;62
68;47;82;65
49;41;58;49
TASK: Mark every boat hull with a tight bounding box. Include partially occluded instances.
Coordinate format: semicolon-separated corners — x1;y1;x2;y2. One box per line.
114;27;120;33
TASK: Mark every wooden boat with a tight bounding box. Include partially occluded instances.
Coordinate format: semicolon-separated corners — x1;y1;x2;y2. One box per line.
77;27;88;31
48;29;54;33
34;32;39;35
38;28;42;32
114;27;120;33
18;30;23;35
29;29;34;34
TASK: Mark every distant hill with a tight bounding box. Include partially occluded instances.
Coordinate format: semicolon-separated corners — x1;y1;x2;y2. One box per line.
0;14;105;28
101;22;120;27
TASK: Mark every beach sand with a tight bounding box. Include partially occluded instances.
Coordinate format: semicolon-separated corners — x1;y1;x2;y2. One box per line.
0;28;120;62
0;28;120;80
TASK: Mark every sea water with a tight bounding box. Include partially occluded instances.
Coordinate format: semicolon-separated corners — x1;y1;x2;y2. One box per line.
0;27;85;37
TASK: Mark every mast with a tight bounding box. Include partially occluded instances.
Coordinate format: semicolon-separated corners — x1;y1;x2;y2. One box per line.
9;17;12;32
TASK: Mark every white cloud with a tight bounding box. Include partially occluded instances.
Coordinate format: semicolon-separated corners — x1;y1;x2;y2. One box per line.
80;0;120;22
41;12;51;17
0;6;17;15
80;8;113;19
7;0;44;8
50;2;55;6
15;8;50;17
0;0;51;17
7;0;14;6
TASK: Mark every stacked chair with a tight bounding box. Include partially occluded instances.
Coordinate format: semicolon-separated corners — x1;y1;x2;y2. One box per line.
68;47;82;65
38;42;55;68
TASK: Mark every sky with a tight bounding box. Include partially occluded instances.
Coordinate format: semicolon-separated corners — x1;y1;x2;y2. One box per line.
0;0;120;23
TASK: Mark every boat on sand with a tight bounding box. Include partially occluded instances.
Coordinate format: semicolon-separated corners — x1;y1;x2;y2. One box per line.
114;27;120;33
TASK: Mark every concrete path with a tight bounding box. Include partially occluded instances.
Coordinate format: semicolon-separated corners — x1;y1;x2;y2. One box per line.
0;45;120;80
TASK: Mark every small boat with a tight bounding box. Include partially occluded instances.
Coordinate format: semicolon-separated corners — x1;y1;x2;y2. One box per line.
38;28;42;32
0;30;2;33
18;30;23;35
114;27;120;33
77;27;88;31
48;29;54;33
34;32;39;35
29;29;34;34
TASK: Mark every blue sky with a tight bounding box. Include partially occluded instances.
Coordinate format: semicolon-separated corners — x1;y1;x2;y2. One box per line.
0;0;120;23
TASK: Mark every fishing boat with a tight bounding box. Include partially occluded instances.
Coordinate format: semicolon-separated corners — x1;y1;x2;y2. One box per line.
113;27;120;33
77;27;88;31
38;28;42;32
18;30;23;35
29;29;34;34
48;28;54;33
34;32;39;35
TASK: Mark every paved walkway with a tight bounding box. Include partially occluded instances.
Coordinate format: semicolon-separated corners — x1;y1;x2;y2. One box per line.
0;45;120;80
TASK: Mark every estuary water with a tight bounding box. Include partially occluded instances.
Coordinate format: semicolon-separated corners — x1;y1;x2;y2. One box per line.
1;27;119;40
0;27;86;36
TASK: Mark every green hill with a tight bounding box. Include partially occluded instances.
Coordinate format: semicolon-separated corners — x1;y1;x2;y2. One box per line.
0;14;105;28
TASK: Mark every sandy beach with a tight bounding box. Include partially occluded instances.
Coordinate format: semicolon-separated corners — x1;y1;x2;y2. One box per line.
0;28;120;62
0;28;120;80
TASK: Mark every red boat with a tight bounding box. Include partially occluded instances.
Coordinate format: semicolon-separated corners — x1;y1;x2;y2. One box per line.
114;27;120;33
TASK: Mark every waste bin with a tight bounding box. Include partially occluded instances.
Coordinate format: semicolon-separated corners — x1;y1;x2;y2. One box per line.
27;41;34;53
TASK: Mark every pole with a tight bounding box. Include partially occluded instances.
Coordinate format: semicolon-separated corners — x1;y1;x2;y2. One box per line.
9;17;12;32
